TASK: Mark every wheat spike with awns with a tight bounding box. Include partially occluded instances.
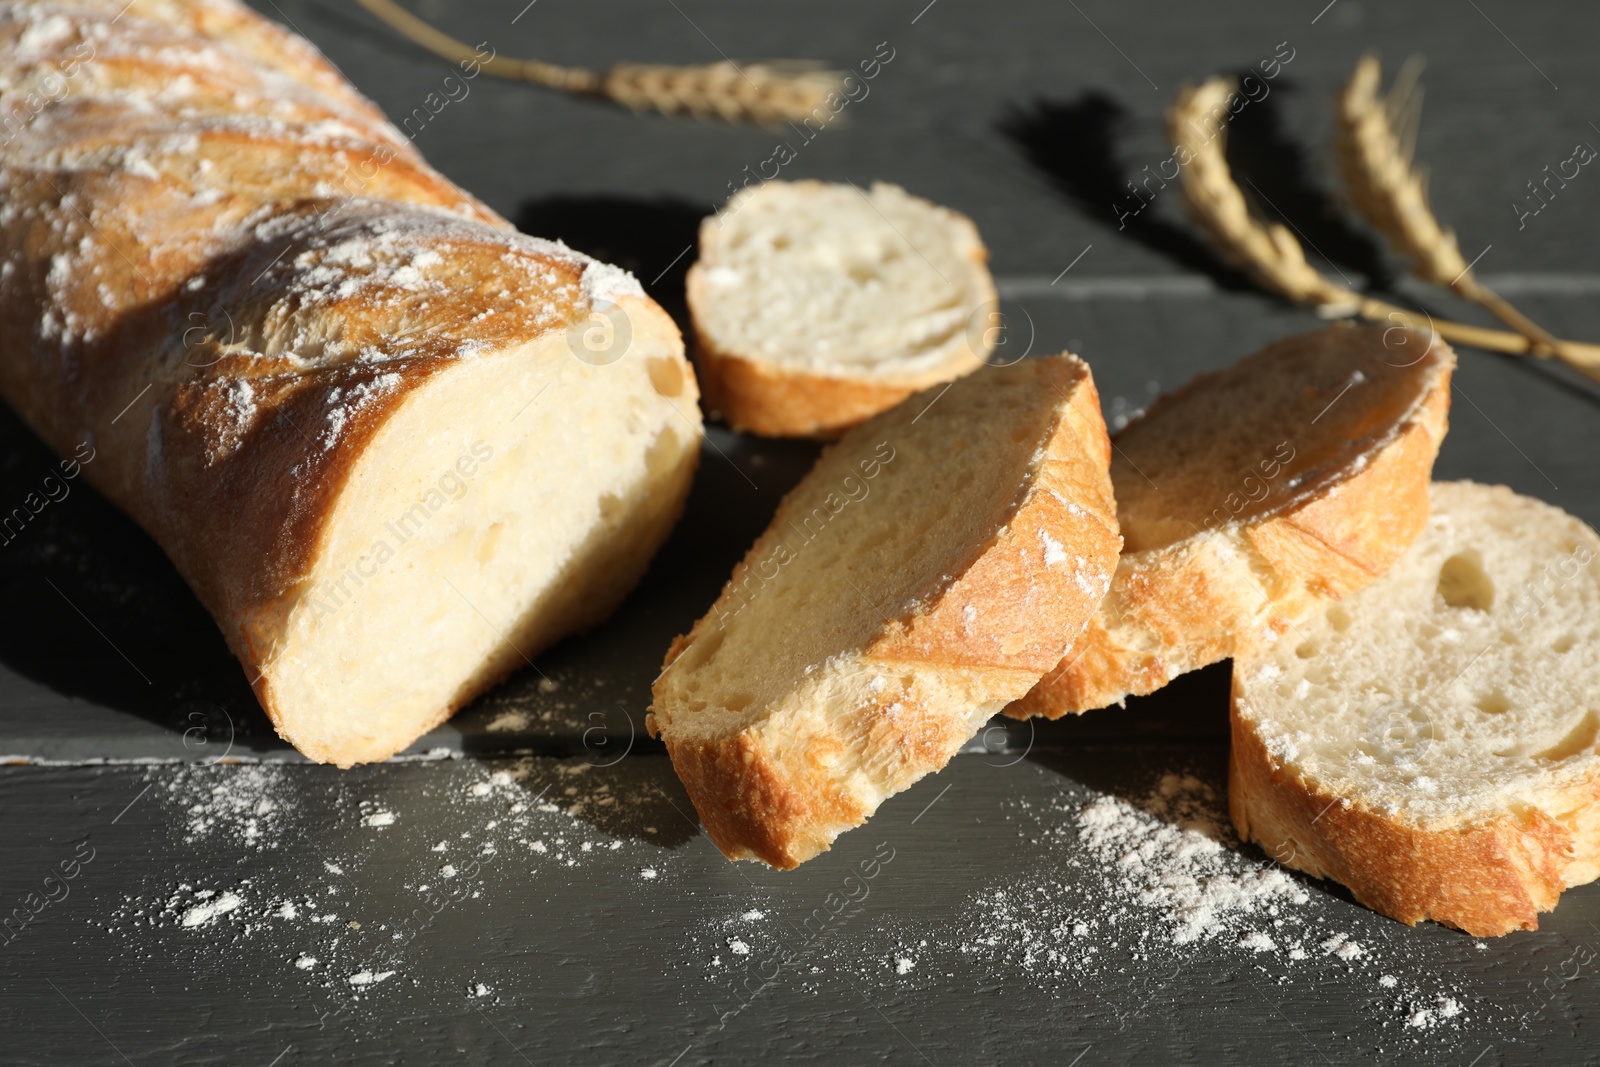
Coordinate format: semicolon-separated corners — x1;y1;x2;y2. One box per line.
1168;72;1600;386
356;0;844;126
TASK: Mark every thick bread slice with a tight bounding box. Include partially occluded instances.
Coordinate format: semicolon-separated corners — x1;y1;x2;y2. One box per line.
0;1;703;766
1008;323;1453;719
649;354;1120;867
1230;482;1600;936
686;180;997;438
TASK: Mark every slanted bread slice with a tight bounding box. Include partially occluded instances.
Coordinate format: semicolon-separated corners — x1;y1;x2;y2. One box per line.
686;180;997;438
649;354;1120;867
1008;323;1453;719
1230;482;1600;935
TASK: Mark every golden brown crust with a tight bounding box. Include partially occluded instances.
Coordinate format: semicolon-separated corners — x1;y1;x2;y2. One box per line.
690;331;924;439
1228;683;1576;936
662;726;871;871
0;0;700;764
652;355;1120;868
1008;328;1453;719
685;180;996;438
867;370;1118;672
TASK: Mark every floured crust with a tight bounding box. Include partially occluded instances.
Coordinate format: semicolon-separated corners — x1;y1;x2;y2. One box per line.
0;0;703;764
1227;700;1582;936
1008;325;1453;719
651;355;1120;867
686;180;997;438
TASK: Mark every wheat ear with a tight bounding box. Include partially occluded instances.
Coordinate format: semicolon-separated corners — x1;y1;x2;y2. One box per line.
1336;55;1571;357
1170;77;1600;384
1171;80;1360;315
356;0;844;126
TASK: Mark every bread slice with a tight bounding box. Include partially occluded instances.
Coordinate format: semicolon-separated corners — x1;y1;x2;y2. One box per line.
686;180;997;438
648;354;1120;867
1007;323;1454;719
1230;481;1600;935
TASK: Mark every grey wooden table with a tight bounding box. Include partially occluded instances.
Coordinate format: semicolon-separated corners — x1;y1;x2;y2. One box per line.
4;1;1599;1063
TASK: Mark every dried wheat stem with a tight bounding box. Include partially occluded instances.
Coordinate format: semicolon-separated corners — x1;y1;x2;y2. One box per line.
1354;297;1600;374
356;0;843;125
1171;80;1360;315
1336;55;1566;355
1169;77;1600;386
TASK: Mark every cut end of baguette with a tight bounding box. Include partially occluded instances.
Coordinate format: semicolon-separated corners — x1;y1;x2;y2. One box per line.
687;180;997;438
1231;481;1600;935
251;299;700;766
651;353;1120;867
1011;323;1453;719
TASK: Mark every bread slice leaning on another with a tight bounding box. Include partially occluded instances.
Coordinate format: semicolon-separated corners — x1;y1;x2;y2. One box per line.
1231;482;1600;936
686;180;997;438
1008;323;1453;720
649;354;1121;867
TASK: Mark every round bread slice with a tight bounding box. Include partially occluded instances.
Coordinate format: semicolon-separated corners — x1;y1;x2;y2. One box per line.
686;180;997;438
648;353;1120;868
1008;323;1453;719
1231;482;1600;935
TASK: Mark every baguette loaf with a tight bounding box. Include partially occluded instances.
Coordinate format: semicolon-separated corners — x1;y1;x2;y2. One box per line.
1231;482;1600;935
686;180;997;438
0;0;703;765
1008;324;1452;719
649;354;1120;867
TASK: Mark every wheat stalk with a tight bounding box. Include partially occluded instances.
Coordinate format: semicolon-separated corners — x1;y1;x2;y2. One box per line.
1171;80;1360;315
1336;55;1575;360
356;0;844;126
1169;76;1600;385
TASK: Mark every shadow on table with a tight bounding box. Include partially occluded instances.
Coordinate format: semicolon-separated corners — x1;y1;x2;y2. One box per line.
996;79;1393;292
0;401;273;750
491;749;705;852
515;193;706;328
1019;663;1369;909
1021;662;1233;820
0;390;816;772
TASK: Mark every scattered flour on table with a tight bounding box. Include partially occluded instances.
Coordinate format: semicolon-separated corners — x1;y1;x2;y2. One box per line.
162;764;287;848
180;890;242;928
486;710;531;733
348;970;395;987
658;769;1484;1055
919;772;1473;1041
110;758;676;1009
472;671;622;739
1238;931;1276;952
1407;997;1462;1029
1073;773;1310;944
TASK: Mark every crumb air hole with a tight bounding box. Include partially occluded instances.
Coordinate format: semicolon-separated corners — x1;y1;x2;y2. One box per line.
1475;689;1512;716
1437;551;1494;611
